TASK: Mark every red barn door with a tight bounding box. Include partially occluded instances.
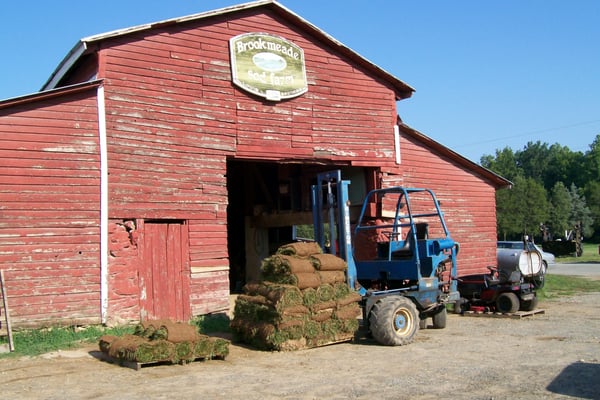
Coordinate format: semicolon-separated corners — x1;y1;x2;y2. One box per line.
139;220;191;321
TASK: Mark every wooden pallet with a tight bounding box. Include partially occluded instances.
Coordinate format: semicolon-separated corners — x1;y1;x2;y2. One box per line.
96;351;226;371
461;309;545;319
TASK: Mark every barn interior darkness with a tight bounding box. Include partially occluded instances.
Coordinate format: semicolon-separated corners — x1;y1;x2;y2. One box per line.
226;159;373;291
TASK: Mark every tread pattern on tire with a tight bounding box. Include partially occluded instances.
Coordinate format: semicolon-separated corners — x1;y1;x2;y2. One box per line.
496;292;520;313
432;307;447;329
369;296;418;346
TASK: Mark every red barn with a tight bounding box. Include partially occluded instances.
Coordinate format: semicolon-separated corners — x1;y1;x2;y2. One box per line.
0;0;509;328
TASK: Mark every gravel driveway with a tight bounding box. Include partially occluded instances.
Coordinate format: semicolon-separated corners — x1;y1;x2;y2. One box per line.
1;292;599;399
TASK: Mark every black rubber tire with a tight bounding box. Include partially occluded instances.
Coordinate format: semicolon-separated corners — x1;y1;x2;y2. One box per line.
496;292;520;313
432;306;447;329
419;318;428;330
520;295;539;311
533;273;545;290
369;296;419;346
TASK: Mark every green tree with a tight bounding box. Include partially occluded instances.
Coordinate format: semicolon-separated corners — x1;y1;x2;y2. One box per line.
515;141;550;185
568;183;594;238
583;134;600;183
584;181;600;241
547;182;571;239
485;135;600;240
496;175;549;240
544;144;586;189
480;147;521;182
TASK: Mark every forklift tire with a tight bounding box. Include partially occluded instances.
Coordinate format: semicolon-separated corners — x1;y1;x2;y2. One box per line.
496;292;520;313
520;296;538;311
369;296;418;346
432;307;447;329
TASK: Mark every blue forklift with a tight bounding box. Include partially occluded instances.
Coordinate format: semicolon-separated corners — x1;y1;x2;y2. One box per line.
312;171;460;345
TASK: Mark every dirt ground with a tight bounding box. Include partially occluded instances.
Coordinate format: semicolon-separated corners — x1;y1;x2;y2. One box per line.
1;292;599;400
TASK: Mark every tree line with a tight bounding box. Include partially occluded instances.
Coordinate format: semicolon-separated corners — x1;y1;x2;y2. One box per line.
480;134;599;243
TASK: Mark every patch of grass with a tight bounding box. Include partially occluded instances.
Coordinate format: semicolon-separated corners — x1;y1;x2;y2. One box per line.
192;313;231;334
537;274;600;300
0;324;135;359
556;242;600;263
0;314;233;359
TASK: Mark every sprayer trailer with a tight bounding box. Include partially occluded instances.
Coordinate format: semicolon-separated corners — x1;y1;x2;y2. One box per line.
312;171;460;346
457;238;545;313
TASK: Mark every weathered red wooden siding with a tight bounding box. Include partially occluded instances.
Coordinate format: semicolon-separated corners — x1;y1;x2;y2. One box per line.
0;89;101;328
94;9;400;316
231;12;398;161
384;133;498;275
0;6;503;327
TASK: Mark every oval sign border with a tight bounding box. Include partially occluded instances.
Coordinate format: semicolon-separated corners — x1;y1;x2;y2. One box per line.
229;32;308;101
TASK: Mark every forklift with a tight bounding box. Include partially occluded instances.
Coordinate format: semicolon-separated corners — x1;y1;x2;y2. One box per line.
312;171;460;345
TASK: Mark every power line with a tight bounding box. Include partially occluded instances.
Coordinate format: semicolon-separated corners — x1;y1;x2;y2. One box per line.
463;119;600;147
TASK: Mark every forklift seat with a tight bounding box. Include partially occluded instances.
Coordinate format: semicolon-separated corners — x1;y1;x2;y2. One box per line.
390;223;429;259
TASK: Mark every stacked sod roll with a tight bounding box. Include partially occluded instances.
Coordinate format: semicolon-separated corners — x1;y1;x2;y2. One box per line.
98;319;229;365
231;242;362;351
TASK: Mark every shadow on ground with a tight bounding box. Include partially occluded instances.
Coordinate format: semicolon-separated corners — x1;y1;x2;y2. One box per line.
546;361;600;399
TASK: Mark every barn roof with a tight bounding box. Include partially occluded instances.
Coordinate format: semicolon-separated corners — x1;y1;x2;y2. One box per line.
41;0;415;100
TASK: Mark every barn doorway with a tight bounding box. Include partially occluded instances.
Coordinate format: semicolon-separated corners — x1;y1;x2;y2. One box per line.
138;219;191;321
226;160;376;292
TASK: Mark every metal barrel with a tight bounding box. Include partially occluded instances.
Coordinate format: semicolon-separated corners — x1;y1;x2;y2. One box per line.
497;249;543;277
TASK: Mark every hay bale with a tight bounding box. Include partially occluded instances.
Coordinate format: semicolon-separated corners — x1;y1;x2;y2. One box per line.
310;300;337;313
318;270;346;285
302;287;318;307
261;255;316;275
321;319;343;340
294;272;322;289
230;319;277;350
210;337;230;358
316;284;335;302
98;335;117;353
233;295;279;322
310;253;347;271
336;291;362;308
339;318;360;334
107;334;145;359
277;242;322;257
150;322;200;343
335;303;361;320
243;282;303;310
193;336;230;359
312;309;334;322
108;335;176;363
139;340;176;363
175;341;196;362
303;320;322;340
278;319;305;330
269;325;305;349
264;272;321;289
333;282;351;299
280;304;310;318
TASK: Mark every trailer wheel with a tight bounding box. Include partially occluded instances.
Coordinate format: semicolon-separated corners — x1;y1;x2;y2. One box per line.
496;292;520;313
520;296;538;311
432;306;447;329
532;273;545;290
369;297;418;346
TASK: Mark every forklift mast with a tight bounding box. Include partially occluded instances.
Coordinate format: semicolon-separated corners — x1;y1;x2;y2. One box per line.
311;170;362;293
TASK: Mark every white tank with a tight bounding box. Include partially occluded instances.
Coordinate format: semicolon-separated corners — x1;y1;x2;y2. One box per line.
497;249;543;277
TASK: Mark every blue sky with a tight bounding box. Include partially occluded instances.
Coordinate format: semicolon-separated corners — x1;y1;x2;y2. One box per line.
1;0;599;162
